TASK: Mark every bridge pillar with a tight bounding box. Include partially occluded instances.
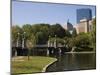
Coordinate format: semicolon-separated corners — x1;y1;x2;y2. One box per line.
47;47;52;56
15;50;17;57
47;48;49;56
51;49;53;54
58;48;61;54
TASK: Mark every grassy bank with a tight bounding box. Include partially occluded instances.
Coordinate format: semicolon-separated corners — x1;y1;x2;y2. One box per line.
11;56;57;75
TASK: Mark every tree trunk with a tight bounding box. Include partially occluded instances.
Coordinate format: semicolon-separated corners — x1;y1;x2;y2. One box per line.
27;49;30;60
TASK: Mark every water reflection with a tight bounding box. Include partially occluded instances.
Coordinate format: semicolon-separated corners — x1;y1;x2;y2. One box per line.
46;53;96;72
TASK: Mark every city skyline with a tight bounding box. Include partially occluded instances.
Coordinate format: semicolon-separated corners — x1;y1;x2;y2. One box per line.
12;1;96;27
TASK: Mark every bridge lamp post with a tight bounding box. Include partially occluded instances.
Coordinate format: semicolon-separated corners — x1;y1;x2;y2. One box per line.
47;35;51;56
22;32;26;49
48;35;51;47
16;32;20;47
15;32;20;57
54;35;57;48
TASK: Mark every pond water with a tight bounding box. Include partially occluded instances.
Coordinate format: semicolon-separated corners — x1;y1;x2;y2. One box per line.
46;53;96;72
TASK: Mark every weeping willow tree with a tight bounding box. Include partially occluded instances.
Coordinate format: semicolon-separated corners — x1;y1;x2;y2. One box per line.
26;34;37;60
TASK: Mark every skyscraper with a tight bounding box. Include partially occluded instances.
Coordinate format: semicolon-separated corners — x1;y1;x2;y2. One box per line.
66;19;73;31
77;8;92;23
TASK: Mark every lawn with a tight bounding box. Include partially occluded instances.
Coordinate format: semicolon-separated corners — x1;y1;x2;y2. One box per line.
11;56;57;75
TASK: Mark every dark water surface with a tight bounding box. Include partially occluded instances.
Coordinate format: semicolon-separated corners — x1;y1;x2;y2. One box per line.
46;53;96;72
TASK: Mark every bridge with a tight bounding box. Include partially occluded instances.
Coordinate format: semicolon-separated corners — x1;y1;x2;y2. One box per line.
12;34;73;56
12;44;71;57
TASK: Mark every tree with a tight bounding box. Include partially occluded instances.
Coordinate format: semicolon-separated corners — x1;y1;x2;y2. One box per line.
36;32;46;44
72;28;77;37
12;25;22;47
68;38;75;47
22;24;32;39
64;37;71;46
66;30;72;37
75;33;91;47
91;18;96;51
49;37;64;45
26;34;36;60
49;23;66;38
65;33;91;49
32;24;50;44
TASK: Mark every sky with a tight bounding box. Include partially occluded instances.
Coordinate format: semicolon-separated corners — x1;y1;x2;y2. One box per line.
12;1;96;27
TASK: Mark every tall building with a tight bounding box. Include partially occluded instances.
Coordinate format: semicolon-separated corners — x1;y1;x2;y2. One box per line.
77;8;92;23
75;18;93;34
66;20;73;31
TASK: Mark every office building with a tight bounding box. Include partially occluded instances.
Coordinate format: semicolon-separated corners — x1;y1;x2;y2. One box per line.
77;8;92;23
75;18;93;34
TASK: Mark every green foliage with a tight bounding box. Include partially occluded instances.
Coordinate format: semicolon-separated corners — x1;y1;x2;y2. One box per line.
12;20;96;52
65;30;72;37
49;37;64;45
75;33;91;47
64;37;71;46
90;18;96;51
22;24;32;39
26;34;37;60
49;23;66;38
32;24;50;44
36;32;47;44
12;25;22;46
72;28;77;37
64;33;91;49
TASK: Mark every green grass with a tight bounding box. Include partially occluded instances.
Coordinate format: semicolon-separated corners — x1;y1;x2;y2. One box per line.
11;56;57;75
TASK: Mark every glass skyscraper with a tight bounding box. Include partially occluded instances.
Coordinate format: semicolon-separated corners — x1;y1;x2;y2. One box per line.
77;8;92;23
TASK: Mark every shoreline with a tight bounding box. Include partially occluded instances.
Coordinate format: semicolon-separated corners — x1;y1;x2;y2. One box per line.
65;52;96;54
18;57;57;75
42;58;57;72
